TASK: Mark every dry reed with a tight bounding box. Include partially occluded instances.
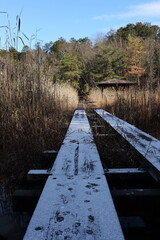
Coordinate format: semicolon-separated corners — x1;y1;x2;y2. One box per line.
88;86;160;139
0;50;78;188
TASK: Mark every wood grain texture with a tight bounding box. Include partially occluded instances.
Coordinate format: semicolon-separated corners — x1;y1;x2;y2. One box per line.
23;110;124;240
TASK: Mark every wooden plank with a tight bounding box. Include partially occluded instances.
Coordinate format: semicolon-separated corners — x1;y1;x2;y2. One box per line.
111;188;160;216
28;170;50;175
96;134;115;137
105;168;146;174
105;168;147;184
23;109;124;240
50;110;105;177
24;176;124;240
105;168;159;189
112;188;160;197
27;170;51;182
92;125;104;127
13;189;42;212
42;150;58;154
95;109;160;181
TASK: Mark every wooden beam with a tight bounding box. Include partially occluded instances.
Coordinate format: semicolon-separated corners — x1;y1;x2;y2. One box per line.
42;150;58;154
105;168;159;189
27;170;51;182
111;188;160;216
96;133;115;137
23;110;124;240
105;168;146;174
95;109;160;181
13;190;42;212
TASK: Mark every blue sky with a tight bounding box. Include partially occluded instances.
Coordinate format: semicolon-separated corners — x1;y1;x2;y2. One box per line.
1;0;160;50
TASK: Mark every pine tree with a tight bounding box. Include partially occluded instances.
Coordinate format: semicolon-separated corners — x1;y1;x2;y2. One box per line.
59;53;82;89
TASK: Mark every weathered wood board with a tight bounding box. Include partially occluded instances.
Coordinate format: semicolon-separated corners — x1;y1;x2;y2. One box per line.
27;170;51;182
23;110;124;240
28;170;50;175
95;109;160;181
106;168;146;174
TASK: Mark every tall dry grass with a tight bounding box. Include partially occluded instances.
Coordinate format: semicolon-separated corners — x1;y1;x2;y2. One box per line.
88;88;117;108
88;86;160;139
0;50;78;187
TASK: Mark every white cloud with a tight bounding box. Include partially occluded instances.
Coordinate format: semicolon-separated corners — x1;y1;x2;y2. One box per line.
93;1;160;20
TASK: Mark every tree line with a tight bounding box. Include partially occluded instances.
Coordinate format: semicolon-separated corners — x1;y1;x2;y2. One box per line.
1;22;160;94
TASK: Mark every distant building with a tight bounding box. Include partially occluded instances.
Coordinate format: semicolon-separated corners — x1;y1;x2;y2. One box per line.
97;78;136;91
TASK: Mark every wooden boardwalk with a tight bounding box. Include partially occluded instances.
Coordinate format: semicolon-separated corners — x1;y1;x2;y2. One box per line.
23;110;124;240
95;109;160;181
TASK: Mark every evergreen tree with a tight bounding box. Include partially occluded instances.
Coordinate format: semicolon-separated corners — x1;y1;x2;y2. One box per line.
108;22;160;41
59;53;82;89
90;45;125;83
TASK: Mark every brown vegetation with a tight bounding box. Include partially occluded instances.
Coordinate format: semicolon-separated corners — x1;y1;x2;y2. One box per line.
88;86;160;140
0;50;78;188
1;21;160;189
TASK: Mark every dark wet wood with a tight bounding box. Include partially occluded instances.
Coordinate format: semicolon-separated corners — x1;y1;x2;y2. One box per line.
111;188;160;216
